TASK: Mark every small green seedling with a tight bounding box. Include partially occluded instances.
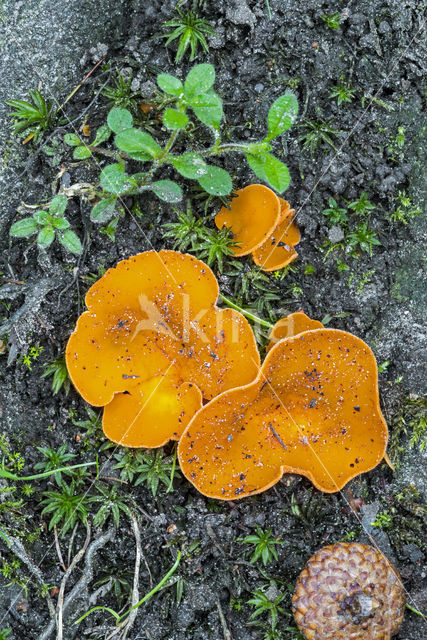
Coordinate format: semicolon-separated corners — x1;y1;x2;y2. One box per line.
346;222;381;256
84;64;298;225
389;191;421;224
321;12;341;31
64;125;110;160
34;444;76;486
21;344;44;370
10;194;82;255
298;119;341;155
329;81;355;106
240;526;283;566
101;71;138;109
41;356;71;395
323;197;348;226
114;448;178;496
247;585;286;630
41;480;91;537
348;192;375;216
6;89;56;142
370;510;393;529
160;5;216;62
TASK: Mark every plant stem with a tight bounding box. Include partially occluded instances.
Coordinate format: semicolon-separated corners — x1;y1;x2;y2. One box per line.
406;603;426;618
118;550;182;621
219;294;273;329
89;145;130;160
0;461;97;482
199;142;253;157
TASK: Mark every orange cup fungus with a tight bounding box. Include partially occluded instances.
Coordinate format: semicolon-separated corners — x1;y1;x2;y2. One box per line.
66;250;260;448
267;311;324;352
178;328;388;499
215;185;300;271
252;198;301;271
215;184;281;257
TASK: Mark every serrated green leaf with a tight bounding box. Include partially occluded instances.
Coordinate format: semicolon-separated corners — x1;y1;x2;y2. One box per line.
190;93;222;130
37;226;55;249
184;64;215;99
266;94;298;140
92;124;111;146
64;133;81;147
151;180;183;203
10;217;38;237
73;146;92;160
100;164;137;195
163;108;189;130
157;73;184;96
107;107;133;134
33;210;51;225
58;230;83;255
91;198;117;223
198;165;232;196
115;128;161;161
52;217;70;230
49;194;67;216
264;155;290;193
245;153;268;182
171;153;207;179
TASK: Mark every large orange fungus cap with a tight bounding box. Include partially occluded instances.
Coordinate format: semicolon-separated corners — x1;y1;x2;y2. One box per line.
252;199;300;271
214;184;281;256
267;311;324;352
66;250;260;448
178;328;388;498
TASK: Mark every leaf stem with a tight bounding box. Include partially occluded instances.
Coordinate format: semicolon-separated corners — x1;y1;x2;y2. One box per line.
199;142;252;157
406;603;426;618
219;294;273;329
0;461;97;482
74;550;182;626
117;550;181;621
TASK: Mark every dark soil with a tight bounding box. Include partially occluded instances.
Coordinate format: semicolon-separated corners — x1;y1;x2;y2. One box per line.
0;1;425;639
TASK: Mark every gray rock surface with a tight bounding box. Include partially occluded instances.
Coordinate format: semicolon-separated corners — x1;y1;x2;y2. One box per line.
0;0;128;235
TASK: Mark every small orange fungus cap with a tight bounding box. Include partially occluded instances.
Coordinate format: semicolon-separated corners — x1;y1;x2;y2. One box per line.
252;199;300;271
178;329;388;499
66;250;260;448
267;311;324;352
214;184;281;256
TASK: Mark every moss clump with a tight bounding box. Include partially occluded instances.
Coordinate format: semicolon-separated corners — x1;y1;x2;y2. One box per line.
388;395;427;466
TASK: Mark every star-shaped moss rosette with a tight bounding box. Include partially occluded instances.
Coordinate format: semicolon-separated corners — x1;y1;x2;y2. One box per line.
178;328;388;498
66;251;260;448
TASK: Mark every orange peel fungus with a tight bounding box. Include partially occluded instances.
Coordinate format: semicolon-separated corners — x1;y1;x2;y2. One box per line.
267;311;324;352
215;184;281;256
215;185;300;270
66;250;260;448
252;198;300;271
178;328;388;498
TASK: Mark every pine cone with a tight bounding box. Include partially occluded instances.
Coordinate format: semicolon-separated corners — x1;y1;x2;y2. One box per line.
292;542;406;640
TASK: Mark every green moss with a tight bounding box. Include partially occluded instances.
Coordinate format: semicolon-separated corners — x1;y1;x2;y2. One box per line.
388;396;427;466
